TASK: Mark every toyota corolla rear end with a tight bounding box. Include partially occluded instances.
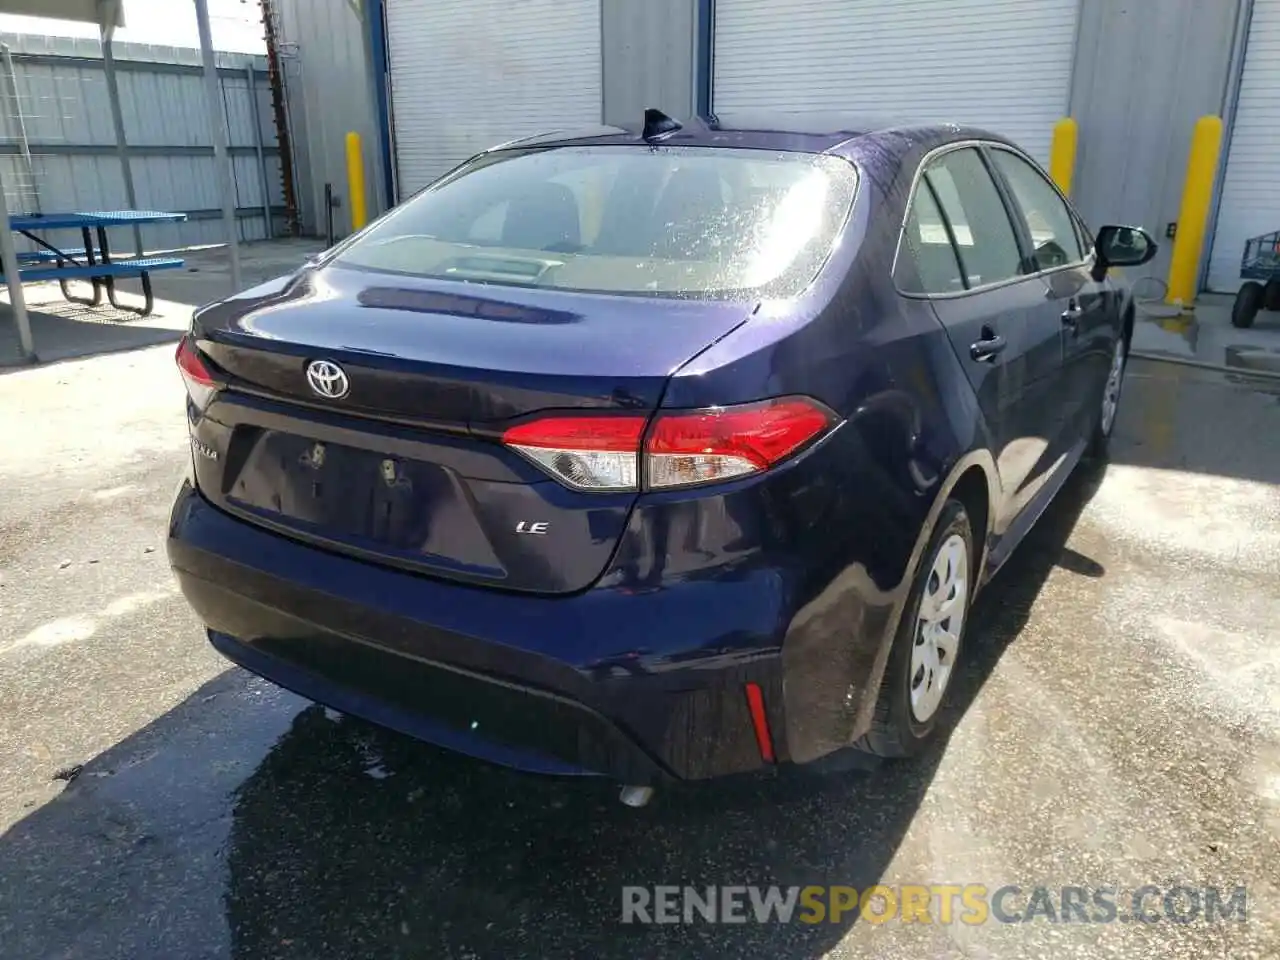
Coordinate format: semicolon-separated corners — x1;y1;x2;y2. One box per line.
166;134;860;784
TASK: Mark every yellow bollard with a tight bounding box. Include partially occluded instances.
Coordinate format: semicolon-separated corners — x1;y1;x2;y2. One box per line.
1048;117;1078;196
1165;115;1223;306
345;131;368;233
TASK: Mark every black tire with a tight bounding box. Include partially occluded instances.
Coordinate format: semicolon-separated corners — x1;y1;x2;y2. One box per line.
1232;281;1264;328
1085;336;1127;463
1264;278;1280;312
854;500;973;758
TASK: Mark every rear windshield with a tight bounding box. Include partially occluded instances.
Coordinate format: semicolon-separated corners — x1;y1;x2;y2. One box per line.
334;145;858;299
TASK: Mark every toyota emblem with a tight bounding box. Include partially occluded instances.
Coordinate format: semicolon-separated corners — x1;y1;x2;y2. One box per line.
305;359;350;399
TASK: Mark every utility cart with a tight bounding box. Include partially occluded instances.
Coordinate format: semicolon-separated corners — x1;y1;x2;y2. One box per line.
1232;229;1280;328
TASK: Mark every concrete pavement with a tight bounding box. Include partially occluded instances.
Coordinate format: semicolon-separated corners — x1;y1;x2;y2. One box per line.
1132;290;1280;381
1;320;1279;956
0;240;325;368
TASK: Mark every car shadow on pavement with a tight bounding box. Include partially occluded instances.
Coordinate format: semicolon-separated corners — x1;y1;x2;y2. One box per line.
0;468;1105;960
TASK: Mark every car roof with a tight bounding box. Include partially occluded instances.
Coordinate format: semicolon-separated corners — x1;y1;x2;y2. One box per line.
487;115;1012;163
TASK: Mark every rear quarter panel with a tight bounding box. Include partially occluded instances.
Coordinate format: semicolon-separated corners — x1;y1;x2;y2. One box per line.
632;132;1003;761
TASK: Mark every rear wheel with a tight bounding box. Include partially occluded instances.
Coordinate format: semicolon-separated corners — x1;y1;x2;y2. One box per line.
1232;281;1264;328
855;500;973;757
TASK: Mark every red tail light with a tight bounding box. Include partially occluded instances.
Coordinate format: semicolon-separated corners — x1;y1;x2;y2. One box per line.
501;397;834;492
502;415;646;491
647;397;834;489
175;335;218;410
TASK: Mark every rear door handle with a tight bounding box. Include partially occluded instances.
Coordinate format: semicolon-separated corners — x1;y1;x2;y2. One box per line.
969;333;1007;363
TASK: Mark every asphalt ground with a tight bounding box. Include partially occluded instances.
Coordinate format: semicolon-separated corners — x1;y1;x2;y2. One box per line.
1;347;1278;959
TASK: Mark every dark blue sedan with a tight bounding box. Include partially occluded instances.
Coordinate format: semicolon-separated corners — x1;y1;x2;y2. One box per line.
167;112;1156;803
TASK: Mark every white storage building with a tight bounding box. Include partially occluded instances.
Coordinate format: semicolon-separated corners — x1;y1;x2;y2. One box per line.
281;0;1279;295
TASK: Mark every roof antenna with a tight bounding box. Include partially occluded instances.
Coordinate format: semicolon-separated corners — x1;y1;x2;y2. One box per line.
642;108;682;142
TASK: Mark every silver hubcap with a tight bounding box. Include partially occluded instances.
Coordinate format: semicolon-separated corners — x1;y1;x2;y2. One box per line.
911;534;968;723
1100;339;1126;436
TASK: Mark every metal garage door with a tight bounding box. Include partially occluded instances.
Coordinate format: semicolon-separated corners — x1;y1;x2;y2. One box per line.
385;0;602;197
1207;0;1280;292
712;0;1077;164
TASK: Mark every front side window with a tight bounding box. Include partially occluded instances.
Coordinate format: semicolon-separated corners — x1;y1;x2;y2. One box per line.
923;148;1023;288
1073;212;1096;262
334;146;858;299
988;149;1084;271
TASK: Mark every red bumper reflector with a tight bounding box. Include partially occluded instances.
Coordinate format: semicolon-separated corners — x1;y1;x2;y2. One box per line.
744;682;775;763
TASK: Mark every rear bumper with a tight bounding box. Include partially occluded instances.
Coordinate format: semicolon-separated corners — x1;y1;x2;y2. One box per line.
167;482;785;782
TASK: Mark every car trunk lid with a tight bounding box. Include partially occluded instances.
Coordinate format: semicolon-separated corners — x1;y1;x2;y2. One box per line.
186;265;751;594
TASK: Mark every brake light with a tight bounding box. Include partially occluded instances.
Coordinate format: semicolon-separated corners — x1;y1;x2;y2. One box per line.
501;397;834;492
647;398;834;489
502;415;646;491
175;334;217;410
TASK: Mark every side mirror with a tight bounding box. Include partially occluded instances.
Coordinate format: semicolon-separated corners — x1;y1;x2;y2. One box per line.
1092;224;1157;280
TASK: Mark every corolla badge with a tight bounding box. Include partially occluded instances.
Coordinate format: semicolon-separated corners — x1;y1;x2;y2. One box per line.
190;437;218;460
305;359;349;399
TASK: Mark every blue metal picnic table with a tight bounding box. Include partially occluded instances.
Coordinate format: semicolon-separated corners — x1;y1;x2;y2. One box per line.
6;210;188;316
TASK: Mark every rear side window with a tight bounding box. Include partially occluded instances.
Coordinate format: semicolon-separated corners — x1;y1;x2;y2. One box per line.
335;146;858;299
988;148;1084;270
923;148;1022;288
896;180;965;294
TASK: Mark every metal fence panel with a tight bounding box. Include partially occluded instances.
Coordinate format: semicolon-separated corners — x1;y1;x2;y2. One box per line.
0;31;284;254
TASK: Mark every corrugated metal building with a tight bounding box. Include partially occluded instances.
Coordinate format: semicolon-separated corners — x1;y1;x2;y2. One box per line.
284;0;1280;294
269;0;384;238
269;0;698;236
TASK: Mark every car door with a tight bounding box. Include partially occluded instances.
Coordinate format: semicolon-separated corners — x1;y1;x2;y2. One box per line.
894;145;1055;534
985;146;1118;457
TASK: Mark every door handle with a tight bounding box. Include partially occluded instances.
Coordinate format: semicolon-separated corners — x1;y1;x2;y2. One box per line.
1061;301;1083;327
969;332;1007;363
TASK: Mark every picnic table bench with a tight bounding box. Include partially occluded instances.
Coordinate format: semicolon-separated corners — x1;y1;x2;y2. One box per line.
3;210;188;317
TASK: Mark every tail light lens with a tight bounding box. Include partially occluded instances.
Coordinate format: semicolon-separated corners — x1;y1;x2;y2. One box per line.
502;415;646;491
502;397;834;492
175;334;218;411
647;398;835;489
